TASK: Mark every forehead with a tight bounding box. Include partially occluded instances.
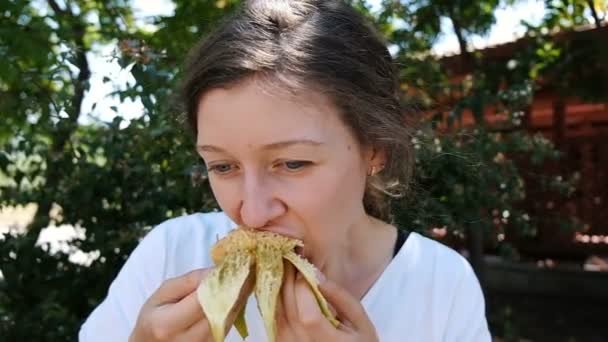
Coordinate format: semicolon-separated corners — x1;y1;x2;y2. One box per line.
196;79;351;146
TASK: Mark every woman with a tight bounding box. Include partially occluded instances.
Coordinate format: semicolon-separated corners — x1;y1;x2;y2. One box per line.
80;0;491;341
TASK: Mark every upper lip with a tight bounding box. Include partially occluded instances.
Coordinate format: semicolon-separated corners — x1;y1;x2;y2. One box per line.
255;226;301;241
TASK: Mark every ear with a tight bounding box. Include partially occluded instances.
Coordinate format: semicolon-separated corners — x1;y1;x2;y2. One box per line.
363;145;387;170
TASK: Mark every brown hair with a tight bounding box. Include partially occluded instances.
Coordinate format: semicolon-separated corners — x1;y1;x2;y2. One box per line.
181;0;413;221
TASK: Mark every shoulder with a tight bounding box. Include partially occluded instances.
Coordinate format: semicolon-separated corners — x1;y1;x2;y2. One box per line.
401;232;480;298
78;212;237;341
148;211;237;277
153;211;236;244
402;233;490;340
406;232;474;278
408;234;491;340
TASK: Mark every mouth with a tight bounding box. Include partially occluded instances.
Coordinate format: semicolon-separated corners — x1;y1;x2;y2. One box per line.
198;227;339;342
244;226;306;257
257;226;300;241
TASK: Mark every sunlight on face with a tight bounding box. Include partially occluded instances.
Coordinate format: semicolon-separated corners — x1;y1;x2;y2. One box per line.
196;78;372;258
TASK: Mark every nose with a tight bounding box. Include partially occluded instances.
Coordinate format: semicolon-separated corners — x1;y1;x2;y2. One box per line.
238;172;286;229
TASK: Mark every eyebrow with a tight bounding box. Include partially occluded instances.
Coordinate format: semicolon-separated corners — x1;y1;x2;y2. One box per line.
196;139;324;153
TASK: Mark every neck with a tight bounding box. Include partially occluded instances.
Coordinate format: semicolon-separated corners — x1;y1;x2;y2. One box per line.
317;215;397;300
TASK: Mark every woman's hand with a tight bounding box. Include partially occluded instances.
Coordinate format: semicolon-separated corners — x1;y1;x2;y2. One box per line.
129;269;213;342
278;263;379;342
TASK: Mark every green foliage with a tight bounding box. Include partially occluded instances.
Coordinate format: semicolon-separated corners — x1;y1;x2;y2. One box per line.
1;0;602;340
0;0;225;340
376;1;588;252
525;1;608;100
392;125;574;243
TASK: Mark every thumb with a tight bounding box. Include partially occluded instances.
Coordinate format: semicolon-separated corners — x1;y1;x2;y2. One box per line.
318;279;374;333
294;273;336;334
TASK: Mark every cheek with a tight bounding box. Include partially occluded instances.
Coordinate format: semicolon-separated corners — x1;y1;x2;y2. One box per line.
321;166;366;212
208;179;241;220
285;164;367;227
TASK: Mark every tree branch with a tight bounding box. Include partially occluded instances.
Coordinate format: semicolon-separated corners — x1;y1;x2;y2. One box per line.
586;0;602;28
25;3;90;248
47;0;66;16
446;5;472;67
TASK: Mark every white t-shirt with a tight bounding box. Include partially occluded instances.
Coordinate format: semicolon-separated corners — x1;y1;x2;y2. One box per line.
79;212;491;341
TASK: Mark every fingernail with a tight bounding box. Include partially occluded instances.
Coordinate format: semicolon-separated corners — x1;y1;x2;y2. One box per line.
315;269;326;283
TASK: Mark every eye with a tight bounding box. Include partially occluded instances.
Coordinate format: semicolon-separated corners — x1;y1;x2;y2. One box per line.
208;163;236;175
282;160;311;171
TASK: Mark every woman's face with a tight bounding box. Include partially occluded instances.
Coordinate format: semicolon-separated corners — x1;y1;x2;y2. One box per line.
196;79;379;259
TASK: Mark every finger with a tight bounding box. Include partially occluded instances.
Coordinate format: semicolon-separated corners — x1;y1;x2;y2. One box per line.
275;295;295;342
276;294;287;328
319;279;374;332
156;290;205;336
174;319;210;342
294;273;336;335
281;261;299;325
151;268;211;304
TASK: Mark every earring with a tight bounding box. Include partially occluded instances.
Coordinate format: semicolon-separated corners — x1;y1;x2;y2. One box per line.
369;164;386;176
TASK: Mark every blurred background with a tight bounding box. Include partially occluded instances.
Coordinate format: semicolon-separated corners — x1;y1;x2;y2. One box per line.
1;0;607;341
